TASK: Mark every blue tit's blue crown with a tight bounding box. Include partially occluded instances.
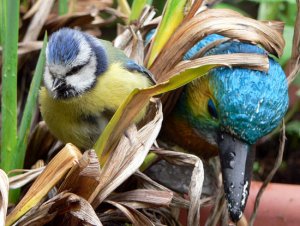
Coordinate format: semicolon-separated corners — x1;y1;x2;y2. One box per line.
47;28;81;65
47;28;108;76
189;34;288;144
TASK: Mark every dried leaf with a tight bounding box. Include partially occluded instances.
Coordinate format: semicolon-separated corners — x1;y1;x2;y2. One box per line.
114;6;156;51
16;192;102;226
150;149;205;226
9;167;45;189
23;0;43;19
58;150;101;201
107;189;173;208
149;9;284;79
90;99;163;207
106;200;155;226
0;170;9;226
6;144;82;226
23;0;56;42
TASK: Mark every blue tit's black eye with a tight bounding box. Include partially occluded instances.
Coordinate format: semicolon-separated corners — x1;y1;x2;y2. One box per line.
66;64;84;76
208;99;218;119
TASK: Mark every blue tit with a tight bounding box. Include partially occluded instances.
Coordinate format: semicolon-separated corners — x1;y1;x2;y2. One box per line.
39;28;155;149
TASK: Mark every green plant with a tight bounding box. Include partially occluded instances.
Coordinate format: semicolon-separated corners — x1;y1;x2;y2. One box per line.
1;0;47;202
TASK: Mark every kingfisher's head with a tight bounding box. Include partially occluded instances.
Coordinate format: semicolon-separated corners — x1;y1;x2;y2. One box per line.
44;28;108;99
176;34;289;221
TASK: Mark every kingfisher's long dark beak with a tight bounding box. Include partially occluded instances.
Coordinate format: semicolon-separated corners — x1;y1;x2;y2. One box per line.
217;132;255;222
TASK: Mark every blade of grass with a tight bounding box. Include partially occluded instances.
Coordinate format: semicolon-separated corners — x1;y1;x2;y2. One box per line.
58;0;68;15
146;0;188;67
130;0;153;22
0;0;6;45
1;0;20;173
15;34;47;171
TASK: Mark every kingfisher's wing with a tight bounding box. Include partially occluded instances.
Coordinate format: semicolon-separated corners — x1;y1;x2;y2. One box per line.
99;39;156;85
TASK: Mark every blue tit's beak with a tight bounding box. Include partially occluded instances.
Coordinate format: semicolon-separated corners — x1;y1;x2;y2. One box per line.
218;132;255;222
52;77;65;92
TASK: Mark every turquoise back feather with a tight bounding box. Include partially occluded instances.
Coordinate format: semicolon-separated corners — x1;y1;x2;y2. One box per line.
175;34;288;144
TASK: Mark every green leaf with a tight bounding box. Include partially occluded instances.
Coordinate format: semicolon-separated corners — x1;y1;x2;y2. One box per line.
1;0;20;173
249;0;294;3
213;3;250;17
286;121;300;137
130;0;153;22
16;33;47;170
279;25;294;66
147;0;188;67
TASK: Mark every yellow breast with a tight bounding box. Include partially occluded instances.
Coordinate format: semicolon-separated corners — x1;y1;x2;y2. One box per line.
39;63;152;149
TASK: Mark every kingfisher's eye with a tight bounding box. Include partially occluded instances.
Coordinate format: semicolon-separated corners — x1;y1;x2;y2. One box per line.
66;64;84;76
208;99;218;119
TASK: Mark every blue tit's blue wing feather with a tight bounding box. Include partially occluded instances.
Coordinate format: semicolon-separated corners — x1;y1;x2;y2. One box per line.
125;60;156;85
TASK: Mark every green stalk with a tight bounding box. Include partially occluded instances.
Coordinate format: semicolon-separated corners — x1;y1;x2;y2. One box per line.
257;2;281;20
0;0;5;45
16;34;47;170
1;0;19;172
1;0;19;203
58;0;68;15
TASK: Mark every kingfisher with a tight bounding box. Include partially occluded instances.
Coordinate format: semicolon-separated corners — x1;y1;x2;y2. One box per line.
161;34;289;221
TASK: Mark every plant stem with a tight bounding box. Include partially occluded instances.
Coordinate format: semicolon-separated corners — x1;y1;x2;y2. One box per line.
1;0;20;203
1;0;19;172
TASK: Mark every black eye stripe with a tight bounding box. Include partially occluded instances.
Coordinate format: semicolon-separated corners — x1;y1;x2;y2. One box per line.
208;99;218;119
66;64;85;76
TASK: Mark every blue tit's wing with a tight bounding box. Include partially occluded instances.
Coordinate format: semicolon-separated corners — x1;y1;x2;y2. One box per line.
99;39;156;85
125;60;156;85
99;39;129;64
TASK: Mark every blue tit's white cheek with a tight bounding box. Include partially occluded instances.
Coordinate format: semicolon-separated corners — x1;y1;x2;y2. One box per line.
65;55;97;92
70;34;91;67
43;66;54;92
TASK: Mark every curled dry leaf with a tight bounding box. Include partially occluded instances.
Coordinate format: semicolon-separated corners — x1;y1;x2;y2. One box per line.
114;5;156;51
6;144;82;226
16;192;102;226
58;149;101;201
9;167;45;189
149;8;284;80
107;189;173;209
0;170;9;226
23;0;56;42
90;99;163;207
106;200;155;226
150;149;205;226
134;171;191;209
